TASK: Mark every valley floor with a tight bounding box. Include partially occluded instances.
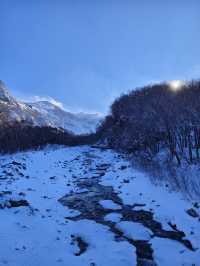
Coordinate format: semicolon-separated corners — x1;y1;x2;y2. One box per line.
0;146;200;266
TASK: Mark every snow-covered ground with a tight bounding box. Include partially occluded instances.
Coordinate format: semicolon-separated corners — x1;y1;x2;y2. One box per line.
0;145;200;266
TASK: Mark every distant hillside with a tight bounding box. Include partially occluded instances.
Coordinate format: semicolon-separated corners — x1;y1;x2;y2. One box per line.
28;101;101;134
0;80;101;134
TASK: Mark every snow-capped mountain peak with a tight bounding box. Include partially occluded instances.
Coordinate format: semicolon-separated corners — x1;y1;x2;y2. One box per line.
28;100;102;134
0;81;102;134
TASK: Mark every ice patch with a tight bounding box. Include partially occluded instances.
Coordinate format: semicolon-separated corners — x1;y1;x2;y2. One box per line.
116;221;152;241
99;200;121;210
104;213;122;223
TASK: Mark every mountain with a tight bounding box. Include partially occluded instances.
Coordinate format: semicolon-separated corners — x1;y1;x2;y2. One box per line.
0;80;101;134
28;101;101;134
0;80;44;126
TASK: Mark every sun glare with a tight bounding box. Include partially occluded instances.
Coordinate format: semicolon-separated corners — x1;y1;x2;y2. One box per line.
168;80;184;91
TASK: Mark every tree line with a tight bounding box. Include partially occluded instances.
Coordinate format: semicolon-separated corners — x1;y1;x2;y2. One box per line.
0;121;98;153
97;80;200;165
2;79;200;165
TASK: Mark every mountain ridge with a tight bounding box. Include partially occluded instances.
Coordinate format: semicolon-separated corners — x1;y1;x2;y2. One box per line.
0;81;101;134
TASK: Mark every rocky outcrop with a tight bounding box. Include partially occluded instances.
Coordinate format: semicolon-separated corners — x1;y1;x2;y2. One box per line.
0;80;13;103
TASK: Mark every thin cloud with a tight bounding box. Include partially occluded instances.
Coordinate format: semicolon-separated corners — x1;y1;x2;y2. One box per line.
32;96;64;109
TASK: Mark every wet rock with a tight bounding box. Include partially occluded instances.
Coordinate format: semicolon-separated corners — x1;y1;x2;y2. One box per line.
123;179;130;183
0;176;7;180
9;199;29;208
186;208;199;218
11;161;22;166
137;258;157;266
71;236;88;256
168;222;177;231
134;241;154;261
193;202;199;209
18;192;26;197
132;203;146;209
59;174;195;265
6;172;14;177
0;191;12;196
119;165;127;170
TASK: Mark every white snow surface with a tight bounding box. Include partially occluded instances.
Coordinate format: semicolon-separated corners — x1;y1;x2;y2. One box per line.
116;221;152;241
99;200;121;210
104;213;122;223
28;101;101;134
0;145;200;266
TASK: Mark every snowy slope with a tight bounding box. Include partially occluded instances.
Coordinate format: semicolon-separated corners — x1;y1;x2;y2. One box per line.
0;81;45;125
28;101;101;134
0;145;200;266
0;81;101;134
0;80;14;102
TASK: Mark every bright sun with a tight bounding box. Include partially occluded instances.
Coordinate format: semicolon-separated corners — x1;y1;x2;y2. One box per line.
168;80;184;91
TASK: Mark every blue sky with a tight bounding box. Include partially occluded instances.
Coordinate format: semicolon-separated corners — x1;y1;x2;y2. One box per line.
0;0;200;113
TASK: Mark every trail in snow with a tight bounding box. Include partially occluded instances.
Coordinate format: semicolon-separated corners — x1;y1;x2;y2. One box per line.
0;146;200;266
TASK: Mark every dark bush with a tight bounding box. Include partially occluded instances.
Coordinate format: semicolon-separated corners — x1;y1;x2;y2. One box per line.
97;80;200;165
0;121;98;153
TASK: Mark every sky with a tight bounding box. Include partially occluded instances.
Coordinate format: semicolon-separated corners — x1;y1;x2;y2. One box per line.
0;0;200;114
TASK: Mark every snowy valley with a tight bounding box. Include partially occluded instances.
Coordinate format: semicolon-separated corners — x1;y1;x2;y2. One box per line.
1;1;199;265
0;145;200;266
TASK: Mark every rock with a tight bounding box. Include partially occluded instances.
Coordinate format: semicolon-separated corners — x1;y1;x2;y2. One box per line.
9;199;29;208
7;172;14;177
0;191;12;195
120;165;127;170
186;208;199;218
193;202;199;209
11;161;22;166
18;192;26;196
73;236;88;256
168;222;178;231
